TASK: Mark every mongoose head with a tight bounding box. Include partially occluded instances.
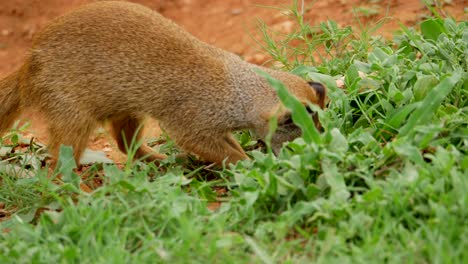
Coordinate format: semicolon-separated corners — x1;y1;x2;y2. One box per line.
257;73;327;154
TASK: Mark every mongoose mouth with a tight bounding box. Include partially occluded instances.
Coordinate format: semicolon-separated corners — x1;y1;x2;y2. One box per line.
261;103;323;156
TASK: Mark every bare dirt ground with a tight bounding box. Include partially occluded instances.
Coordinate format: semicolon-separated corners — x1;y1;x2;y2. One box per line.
0;0;466;163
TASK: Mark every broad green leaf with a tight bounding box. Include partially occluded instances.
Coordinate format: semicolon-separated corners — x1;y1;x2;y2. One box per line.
399;72;462;137
58;145;79;190
290;65;317;76
307;71;338;90
420;18;446;41
393;140;425;166
322;159;350;204
15;210;36;224
384;103;419;129
243;190;259;208
368;47;390;64
345;64;360;87
362;187;383;202
118;180;136;191
329;128;348;154
244;236;274;264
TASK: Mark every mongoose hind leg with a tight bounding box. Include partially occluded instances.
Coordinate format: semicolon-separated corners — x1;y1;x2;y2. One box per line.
111;116;167;163
178;133;248;165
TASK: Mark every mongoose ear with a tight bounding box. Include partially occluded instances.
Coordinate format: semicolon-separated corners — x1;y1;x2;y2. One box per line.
308;81;327;109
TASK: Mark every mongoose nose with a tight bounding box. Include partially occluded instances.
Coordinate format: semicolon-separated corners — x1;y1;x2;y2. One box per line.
272;145;281;156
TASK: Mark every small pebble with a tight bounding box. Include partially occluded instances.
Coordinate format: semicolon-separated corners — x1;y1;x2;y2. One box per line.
1;29;11;36
230;8;243;15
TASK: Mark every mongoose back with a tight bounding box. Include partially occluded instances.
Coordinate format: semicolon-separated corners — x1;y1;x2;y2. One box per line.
0;1;326;166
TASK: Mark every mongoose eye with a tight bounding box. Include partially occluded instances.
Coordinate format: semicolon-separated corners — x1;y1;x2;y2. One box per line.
281;115;294;125
284;117;294;125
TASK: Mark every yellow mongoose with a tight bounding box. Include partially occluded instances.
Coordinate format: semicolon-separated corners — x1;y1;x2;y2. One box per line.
0;1;326;166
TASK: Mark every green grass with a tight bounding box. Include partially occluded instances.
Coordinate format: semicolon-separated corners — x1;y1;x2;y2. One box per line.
1;2;467;263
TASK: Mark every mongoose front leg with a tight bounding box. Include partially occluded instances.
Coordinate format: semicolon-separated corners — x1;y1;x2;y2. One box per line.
111;116;167;163
47;113;97;168
179;133;248;165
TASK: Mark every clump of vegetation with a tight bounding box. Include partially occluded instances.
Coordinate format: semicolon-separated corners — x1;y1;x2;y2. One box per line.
1;1;467;263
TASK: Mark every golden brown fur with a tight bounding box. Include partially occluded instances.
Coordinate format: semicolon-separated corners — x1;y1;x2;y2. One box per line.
0;1;326;166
